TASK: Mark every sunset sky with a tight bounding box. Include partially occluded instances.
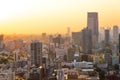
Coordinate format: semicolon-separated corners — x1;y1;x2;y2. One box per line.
0;0;120;34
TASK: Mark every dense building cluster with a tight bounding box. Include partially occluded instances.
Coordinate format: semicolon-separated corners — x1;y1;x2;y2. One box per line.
0;12;120;80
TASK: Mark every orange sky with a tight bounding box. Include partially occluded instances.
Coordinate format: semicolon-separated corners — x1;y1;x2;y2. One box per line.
0;0;120;34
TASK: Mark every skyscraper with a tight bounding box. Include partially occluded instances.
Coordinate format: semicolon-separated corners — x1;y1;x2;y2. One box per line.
119;34;120;53
112;44;119;65
105;29;110;47
0;35;4;51
113;25;119;43
81;28;92;54
30;41;42;66
67;46;76;62
87;12;98;49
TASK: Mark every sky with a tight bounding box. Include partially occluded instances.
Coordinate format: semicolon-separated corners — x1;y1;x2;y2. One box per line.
0;0;120;34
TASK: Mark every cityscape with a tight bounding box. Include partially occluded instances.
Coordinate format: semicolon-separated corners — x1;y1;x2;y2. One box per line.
0;0;120;80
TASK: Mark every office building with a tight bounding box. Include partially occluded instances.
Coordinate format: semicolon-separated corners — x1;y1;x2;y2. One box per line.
119;34;120;53
87;12;99;49
0;35;4;50
53;34;64;48
67;46;76;62
105;29;110;47
112;45;119;65
113;25;119;43
72;32;81;45
30;41;42;67
104;48;112;66
81;28;92;54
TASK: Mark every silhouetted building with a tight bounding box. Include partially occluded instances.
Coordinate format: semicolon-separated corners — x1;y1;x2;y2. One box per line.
105;29;110;47
119;34;120;53
0;35;4;50
30;41;42;66
81;28;92;54
42;33;46;39
87;12;99;49
53;34;64;48
72;32;81;45
113;25;119;44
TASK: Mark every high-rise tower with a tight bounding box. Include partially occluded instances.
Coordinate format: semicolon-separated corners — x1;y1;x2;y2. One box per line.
30;41;42;67
81;28;92;54
113;25;119;43
105;29;110;47
87;12;98;49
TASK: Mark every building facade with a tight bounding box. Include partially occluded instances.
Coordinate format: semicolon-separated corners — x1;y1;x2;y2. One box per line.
87;12;99;49
81;28;92;54
72;32;81;45
105;29;110;47
113;25;119;44
30;41;42;66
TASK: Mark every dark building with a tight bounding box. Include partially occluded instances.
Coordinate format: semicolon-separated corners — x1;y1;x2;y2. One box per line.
67;46;76;62
105;29;110;47
87;12;99;49
104;47;112;66
119;34;120;53
81;28;92;54
30;41;42;67
113;25;119;44
53;34;64;48
72;32;81;45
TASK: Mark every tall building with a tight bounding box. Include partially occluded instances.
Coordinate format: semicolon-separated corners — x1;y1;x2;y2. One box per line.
105;29;110;47
104;48;112;66
0;35;4;50
87;12;98;49
72;32;81;45
30;41;42;66
112;44;119;65
67;46;75;62
113;25;119;43
119;34;120;53
81;28;92;54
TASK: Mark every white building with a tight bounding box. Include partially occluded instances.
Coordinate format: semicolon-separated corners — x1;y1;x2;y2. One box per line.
62;61;94;68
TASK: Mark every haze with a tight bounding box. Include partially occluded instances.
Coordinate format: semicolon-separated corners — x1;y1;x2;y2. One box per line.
0;0;120;34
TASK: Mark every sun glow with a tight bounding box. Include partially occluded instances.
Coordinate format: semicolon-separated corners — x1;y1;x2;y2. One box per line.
0;0;120;34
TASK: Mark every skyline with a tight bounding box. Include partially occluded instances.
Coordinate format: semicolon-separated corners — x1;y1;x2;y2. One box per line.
0;0;120;34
